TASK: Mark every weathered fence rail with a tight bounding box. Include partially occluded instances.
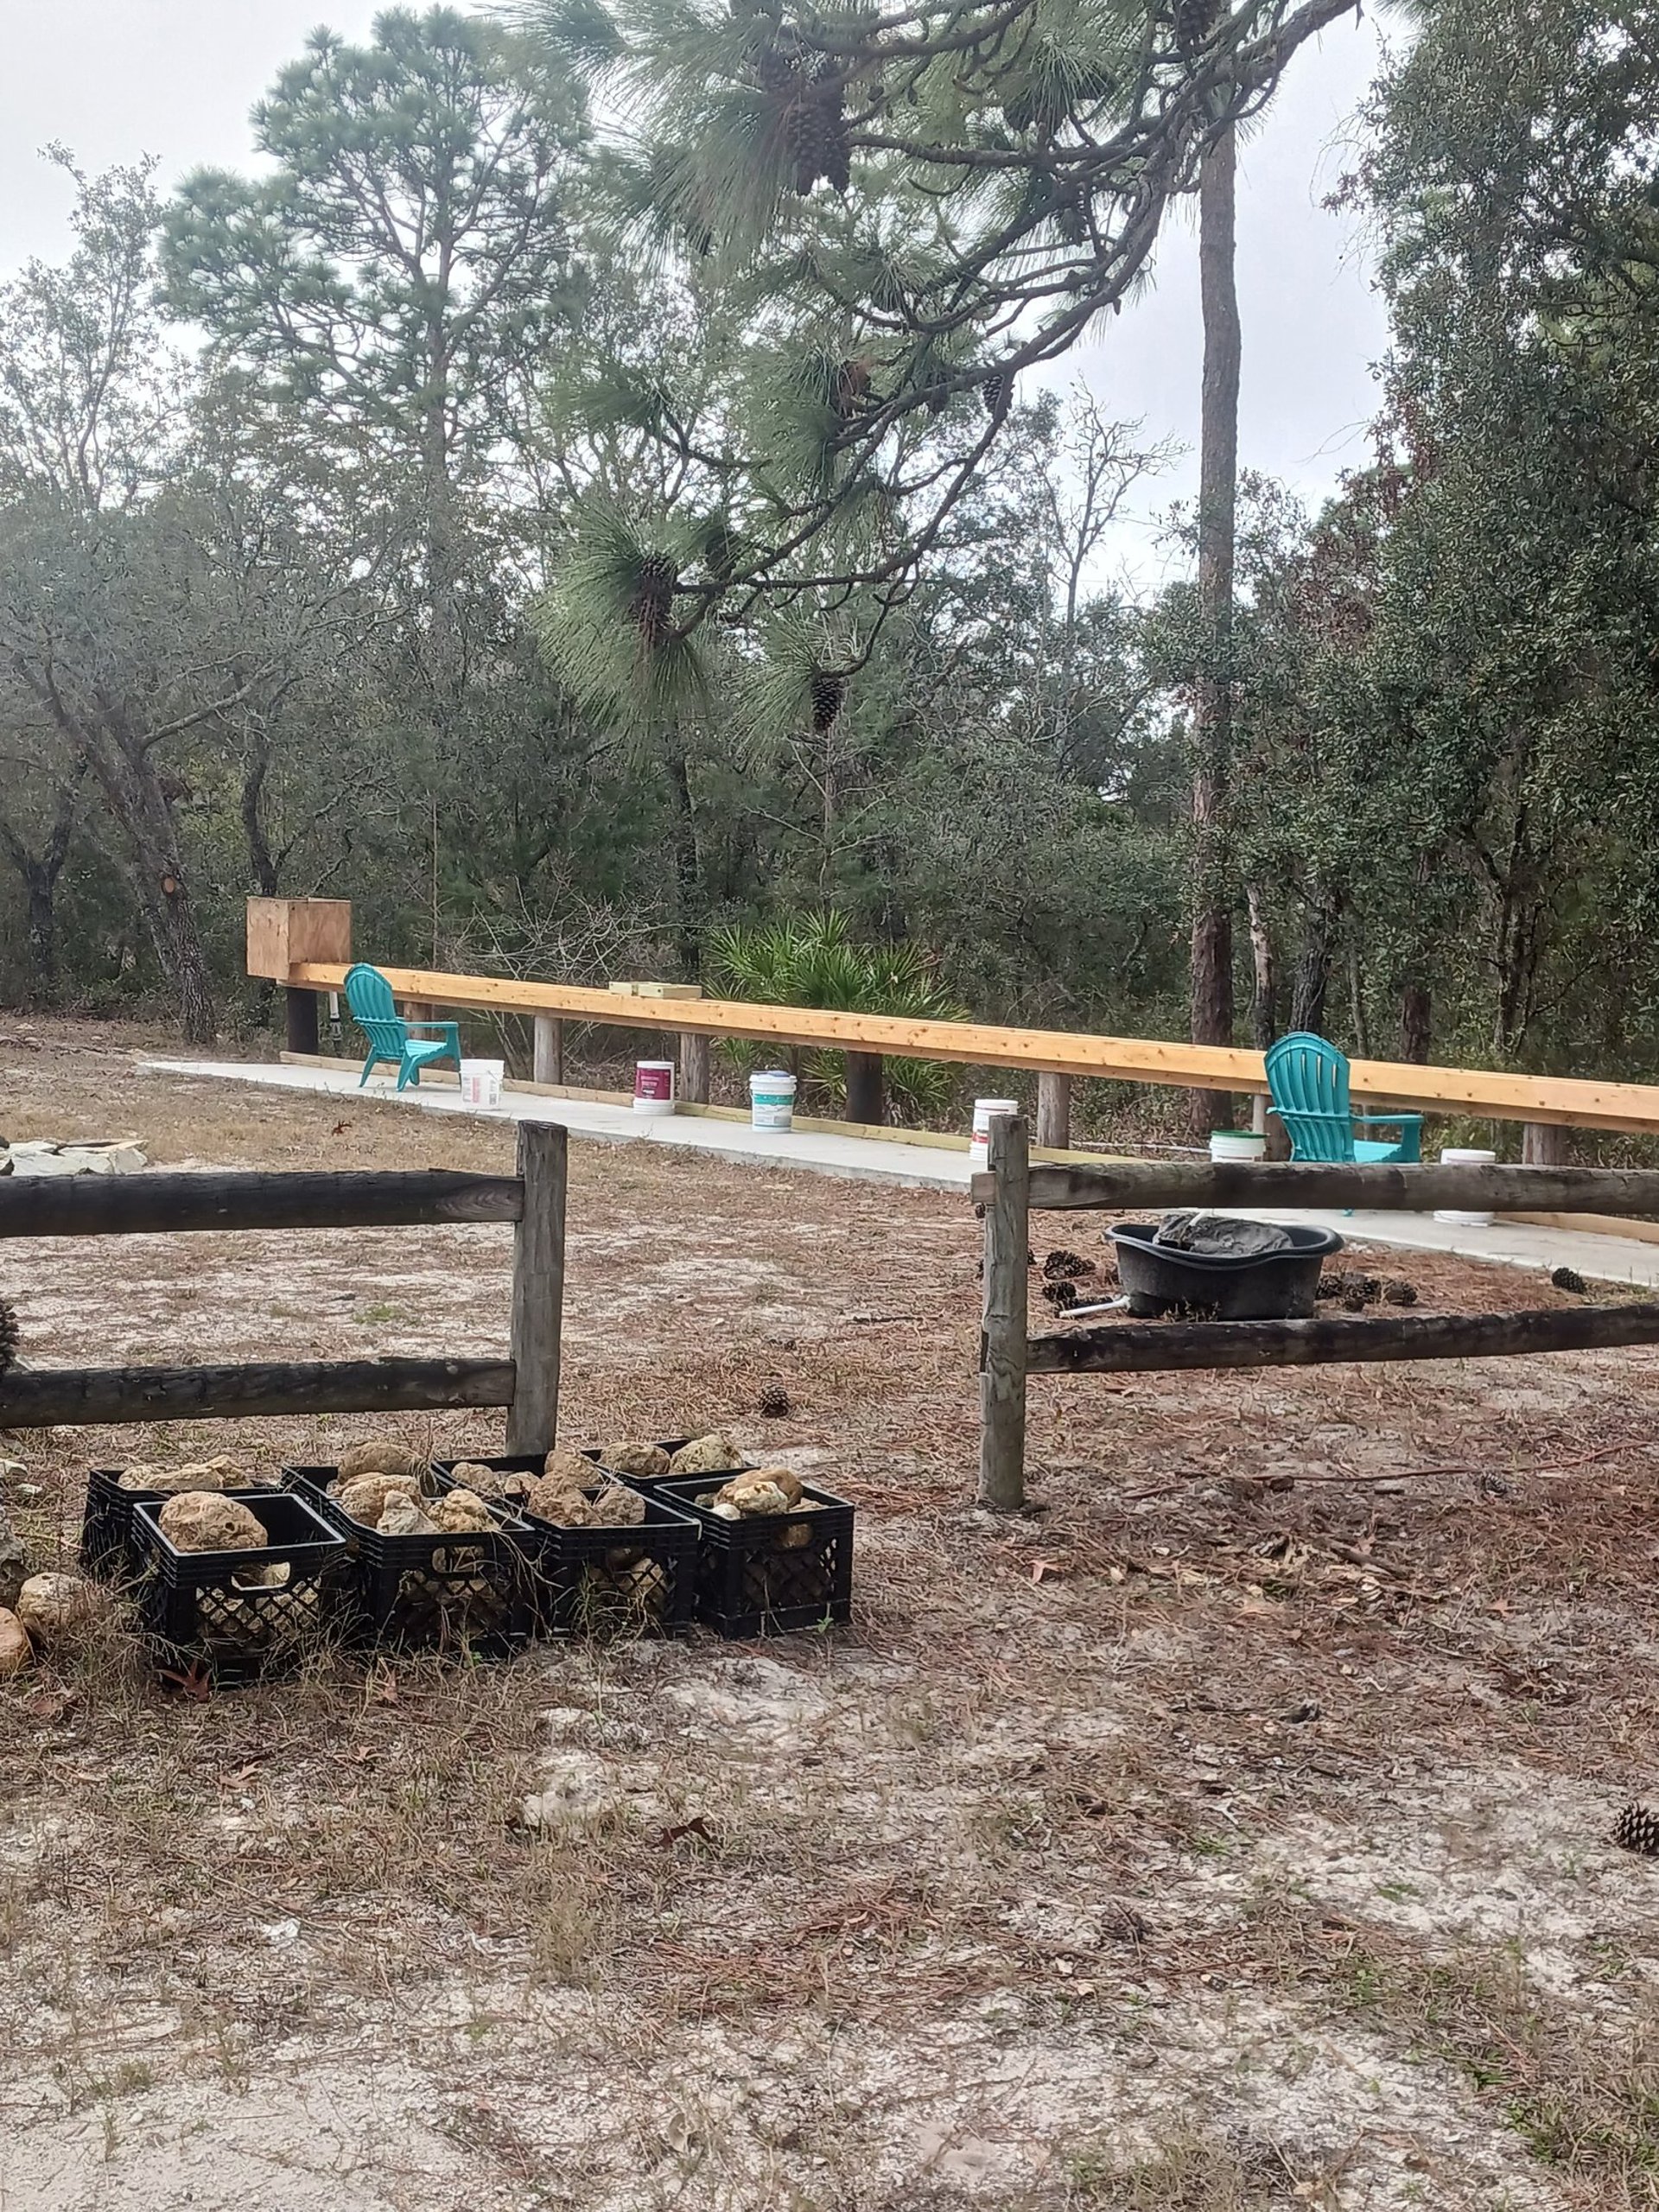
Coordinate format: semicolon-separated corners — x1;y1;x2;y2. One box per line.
0;1128;565;1449
975;1115;1659;1509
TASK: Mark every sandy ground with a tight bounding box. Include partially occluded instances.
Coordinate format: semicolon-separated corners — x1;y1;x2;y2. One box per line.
3;1020;1659;2210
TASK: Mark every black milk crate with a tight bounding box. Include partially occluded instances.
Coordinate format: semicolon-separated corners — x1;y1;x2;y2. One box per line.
645;1475;854;1639
284;1463;535;1658
130;1490;347;1686
81;1467;285;1584
454;1455;699;1638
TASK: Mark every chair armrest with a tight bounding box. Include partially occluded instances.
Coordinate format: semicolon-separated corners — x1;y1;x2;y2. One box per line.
406;1020;459;1036
1352;1113;1423;1127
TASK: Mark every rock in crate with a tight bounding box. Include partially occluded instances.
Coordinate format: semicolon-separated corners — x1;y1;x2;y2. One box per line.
81;1464;283;1584
447;1455;698;1637
129;1490;346;1686
284;1463;534;1657
646;1474;854;1639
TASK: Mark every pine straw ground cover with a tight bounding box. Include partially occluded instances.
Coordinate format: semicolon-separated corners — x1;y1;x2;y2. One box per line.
4;1024;1659;2209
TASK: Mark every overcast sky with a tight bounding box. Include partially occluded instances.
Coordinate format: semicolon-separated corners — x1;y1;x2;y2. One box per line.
0;2;1395;593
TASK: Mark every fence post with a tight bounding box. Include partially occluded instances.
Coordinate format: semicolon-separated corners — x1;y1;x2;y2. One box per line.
680;1030;711;1104
533;1014;564;1087
978;1111;1029;1510
506;1122;567;1455
1522;1122;1570;1167
1036;1072;1071;1151
845;1052;885;1125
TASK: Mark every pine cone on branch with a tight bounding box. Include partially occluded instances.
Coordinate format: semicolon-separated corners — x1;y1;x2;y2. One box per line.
627;552;677;645
809;671;846;732
1174;0;1222;61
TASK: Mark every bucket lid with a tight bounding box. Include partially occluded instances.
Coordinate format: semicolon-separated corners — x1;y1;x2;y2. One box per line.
751;1069;795;1085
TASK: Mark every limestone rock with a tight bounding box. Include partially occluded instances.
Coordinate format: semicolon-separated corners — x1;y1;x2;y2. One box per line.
600;1440;670;1480
450;1460;531;1501
334;1471;421;1525
751;1465;804;1506
715;1476;793;1518
428;1488;495;1534
337;1439;427;1484
543;1446;600;1488
524;1474;594;1527
667;1433;745;1478
159;1491;268;1553
0;1606;30;1675
0;1497;25;1611
16;1571;98;1644
378;1494;438;1536
591;1482;645;1529
119;1455;254;1495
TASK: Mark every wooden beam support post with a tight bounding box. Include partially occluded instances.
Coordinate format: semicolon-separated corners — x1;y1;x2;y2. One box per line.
978;1111;1030;1510
680;1030;711;1105
1522;1122;1570;1167
533;1014;565;1087
845;1051;885;1126
506;1121;567;1455
285;988;320;1057
1036;1071;1071;1151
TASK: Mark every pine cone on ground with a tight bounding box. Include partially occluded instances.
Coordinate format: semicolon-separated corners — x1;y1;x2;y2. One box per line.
759;1382;791;1419
1042;1249;1096;1281
1040;1279;1079;1311
0;1297;17;1376
1551;1266;1587;1295
1382;1278;1418;1306
1614;1802;1659;1857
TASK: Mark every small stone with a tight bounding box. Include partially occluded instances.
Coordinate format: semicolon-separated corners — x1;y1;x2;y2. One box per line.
0;1606;30;1675
16;1572;98;1645
0;1458;27;1482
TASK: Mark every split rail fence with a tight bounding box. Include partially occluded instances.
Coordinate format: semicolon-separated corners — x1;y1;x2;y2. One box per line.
0;1126;568;1449
973;1116;1659;1510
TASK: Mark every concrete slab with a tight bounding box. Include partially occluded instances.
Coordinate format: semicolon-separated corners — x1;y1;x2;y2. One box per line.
140;1056;1659;1288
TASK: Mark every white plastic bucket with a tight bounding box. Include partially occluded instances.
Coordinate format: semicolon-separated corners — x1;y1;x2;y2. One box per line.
458;1058;504;1109
750;1070;797;1131
970;1098;1020;1169
1210;1129;1266;1163
633;1059;676;1116
1434;1146;1497;1226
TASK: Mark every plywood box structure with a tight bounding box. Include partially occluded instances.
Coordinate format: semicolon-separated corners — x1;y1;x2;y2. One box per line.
246;899;353;982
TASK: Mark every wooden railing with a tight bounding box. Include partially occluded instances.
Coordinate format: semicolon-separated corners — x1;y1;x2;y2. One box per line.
249;898;1659;1141
972;1116;1659;1510
0;1129;567;1446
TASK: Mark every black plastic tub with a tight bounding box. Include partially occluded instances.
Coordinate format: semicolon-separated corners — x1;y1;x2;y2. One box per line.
1109;1220;1343;1320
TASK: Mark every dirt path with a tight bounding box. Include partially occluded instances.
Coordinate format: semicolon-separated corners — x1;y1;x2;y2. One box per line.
3;1020;1659;2209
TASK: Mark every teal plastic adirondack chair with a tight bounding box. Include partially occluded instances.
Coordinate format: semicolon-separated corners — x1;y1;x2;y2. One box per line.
343;963;462;1091
1265;1032;1424;1164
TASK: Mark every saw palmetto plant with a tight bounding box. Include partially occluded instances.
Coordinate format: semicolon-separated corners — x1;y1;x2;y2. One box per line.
708;908;966;1117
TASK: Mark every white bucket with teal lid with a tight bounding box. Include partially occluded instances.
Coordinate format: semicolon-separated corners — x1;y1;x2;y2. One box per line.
750;1069;797;1130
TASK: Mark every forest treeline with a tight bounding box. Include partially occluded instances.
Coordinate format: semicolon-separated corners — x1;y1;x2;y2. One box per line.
2;0;1656;1100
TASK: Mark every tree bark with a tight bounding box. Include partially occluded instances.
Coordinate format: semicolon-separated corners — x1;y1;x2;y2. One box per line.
1244;882;1275;1053
1186;116;1241;1138
1288;887;1342;1036
664;733;701;982
0;771;80;1005
1399;982;1431;1064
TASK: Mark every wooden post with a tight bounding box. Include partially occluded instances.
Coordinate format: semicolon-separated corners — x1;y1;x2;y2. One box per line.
533;1014;565;1087
506;1122;567;1455
680;1030;711;1104
1522;1122;1570;1167
978;1111;1029;1511
845;1051;885;1125
285;988;320;1057
1036;1071;1071;1151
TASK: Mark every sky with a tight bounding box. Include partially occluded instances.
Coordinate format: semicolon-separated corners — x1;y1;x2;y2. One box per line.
0;1;1395;595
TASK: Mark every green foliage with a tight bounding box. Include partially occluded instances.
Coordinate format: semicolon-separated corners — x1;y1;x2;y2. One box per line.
709;910;966;1116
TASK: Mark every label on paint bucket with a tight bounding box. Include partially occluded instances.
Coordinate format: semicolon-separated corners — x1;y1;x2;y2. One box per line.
750;1070;797;1131
459;1058;504;1109
633;1060;676;1116
970;1099;1020;1165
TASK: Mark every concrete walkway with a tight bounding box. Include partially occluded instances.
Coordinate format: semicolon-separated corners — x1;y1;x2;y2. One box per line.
143;1055;1659;1288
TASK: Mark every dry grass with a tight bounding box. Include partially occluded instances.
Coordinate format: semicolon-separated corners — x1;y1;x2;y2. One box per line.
5;1015;1659;2208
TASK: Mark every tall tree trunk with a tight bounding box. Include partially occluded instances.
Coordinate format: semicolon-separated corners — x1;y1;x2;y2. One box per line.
1186;116;1241;1138
664;733;701;982
0;768;81;1005
1244;882;1276;1053
1399;982;1431;1064
1288;887;1343;1035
